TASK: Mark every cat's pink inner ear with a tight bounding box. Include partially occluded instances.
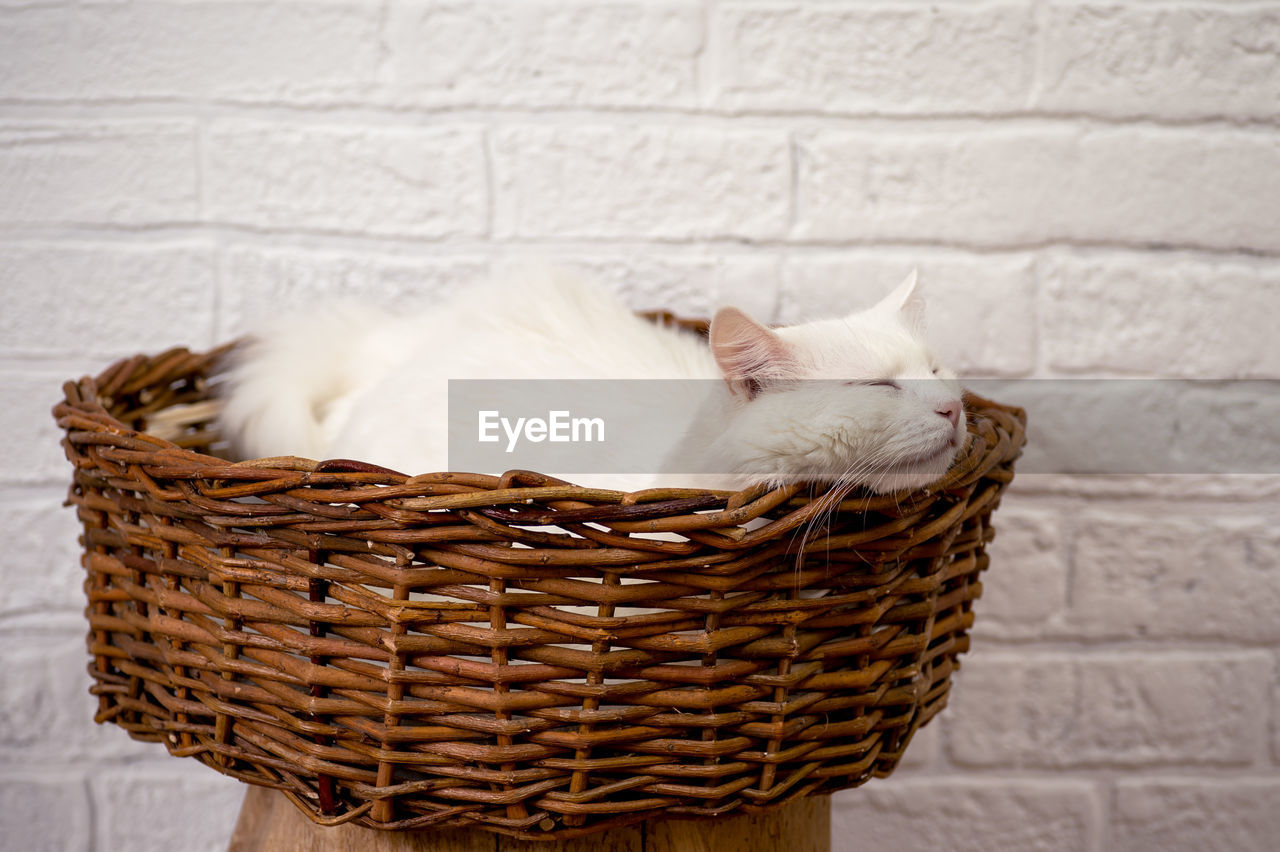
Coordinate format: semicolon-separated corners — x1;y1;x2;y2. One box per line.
710;307;794;399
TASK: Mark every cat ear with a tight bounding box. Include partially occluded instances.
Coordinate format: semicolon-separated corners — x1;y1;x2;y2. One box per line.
875;269;927;337
710;307;795;400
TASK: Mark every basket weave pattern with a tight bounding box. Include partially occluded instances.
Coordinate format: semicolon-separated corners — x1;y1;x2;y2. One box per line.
54;341;1026;840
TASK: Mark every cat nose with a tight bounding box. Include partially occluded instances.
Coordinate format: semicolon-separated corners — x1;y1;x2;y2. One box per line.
936;401;961;427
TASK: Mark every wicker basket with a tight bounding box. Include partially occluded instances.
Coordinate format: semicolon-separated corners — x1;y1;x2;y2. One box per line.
53;332;1026;841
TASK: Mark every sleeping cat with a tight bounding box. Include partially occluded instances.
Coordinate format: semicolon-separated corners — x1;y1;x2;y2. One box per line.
218;268;966;495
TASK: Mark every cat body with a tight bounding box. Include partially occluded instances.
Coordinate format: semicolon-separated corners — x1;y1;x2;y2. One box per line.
219;269;966;495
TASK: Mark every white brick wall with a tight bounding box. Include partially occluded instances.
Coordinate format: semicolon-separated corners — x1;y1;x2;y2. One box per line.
0;122;200;225
1;2;1277;850
491;125;792;239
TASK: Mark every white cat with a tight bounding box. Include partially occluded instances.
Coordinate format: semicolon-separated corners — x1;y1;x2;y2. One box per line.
218;269;966;495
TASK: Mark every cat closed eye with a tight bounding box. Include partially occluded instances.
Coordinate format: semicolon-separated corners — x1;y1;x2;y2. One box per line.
846;380;902;390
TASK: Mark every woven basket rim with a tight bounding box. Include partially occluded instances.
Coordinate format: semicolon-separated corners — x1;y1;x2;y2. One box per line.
57;338;1027;513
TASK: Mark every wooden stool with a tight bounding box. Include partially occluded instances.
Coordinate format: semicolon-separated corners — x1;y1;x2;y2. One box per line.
228;786;830;852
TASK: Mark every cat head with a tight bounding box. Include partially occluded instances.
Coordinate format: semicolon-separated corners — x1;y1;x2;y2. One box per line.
708;271;966;494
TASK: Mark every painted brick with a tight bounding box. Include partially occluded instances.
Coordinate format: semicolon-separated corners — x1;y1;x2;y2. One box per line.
949;651;1270;768
0;774;90;852
0;493;83;616
970;506;1067;636
492;125;790;240
1274;657;1280;764
1064;506;1280;639
1040;3;1280;121
1;372;87;484
714;3;1034;114
384;2;702;107
830;778;1098;852
893;716;939;772
794;126;1280;253
779;253;1036;376
1012;386;1224;477
1043;251;1280;378
93;768;244;852
0;628;150;762
998;377;1280;477
220;245;490;338
1066;127;1280;253
0;2;380;103
0;122;198;225
1113;778;1280;852
795;127;1072;246
1067;512;1280;643
1006;473;1280;502
1169;384;1280;476
205;122;487;237
0;243;216;358
0;6;78;98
